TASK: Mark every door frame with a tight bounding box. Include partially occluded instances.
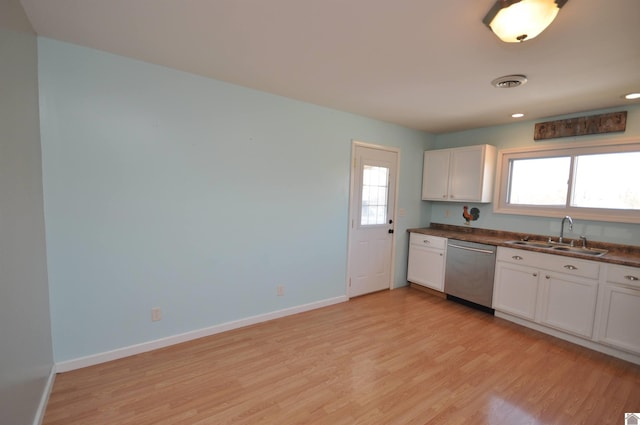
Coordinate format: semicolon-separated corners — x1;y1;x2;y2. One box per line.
346;140;401;298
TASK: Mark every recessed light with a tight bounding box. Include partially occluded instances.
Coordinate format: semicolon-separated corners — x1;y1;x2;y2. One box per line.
491;75;528;88
512;113;525;118
624;92;640;100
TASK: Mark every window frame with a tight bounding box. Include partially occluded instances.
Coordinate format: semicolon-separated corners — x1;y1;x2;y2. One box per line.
493;139;640;224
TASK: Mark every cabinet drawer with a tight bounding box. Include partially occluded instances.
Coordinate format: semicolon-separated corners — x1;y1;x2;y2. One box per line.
606;264;640;288
496;247;599;279
497;247;543;264
541;254;600;280
409;233;446;250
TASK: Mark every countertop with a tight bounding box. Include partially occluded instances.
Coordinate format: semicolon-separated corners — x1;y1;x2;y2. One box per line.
408;223;640;268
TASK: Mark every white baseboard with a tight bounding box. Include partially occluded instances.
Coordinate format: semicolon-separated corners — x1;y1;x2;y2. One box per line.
56;295;348;373
495;311;640;366
33;364;56;425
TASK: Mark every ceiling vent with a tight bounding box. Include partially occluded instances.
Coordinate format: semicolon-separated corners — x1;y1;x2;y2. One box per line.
491;75;528;88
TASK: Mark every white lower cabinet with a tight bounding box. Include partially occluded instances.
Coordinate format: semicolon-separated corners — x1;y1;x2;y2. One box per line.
596;264;640;354
495;248;640;362
407;233;446;291
493;262;539;320
539;273;598;339
493;247;599;339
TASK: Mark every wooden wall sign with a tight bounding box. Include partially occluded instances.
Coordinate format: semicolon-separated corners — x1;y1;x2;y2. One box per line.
534;111;627;141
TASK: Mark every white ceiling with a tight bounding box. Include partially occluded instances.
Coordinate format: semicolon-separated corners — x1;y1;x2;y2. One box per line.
19;0;640;134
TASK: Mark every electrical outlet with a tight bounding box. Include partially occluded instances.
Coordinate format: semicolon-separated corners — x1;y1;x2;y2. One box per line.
277;285;285;296
151;307;162;322
445;209;451;218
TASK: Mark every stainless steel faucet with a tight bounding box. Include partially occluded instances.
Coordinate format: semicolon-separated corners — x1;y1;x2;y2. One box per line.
559;215;573;244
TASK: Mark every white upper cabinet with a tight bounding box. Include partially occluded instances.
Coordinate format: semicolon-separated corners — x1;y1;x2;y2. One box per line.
421;149;450;201
422;144;497;203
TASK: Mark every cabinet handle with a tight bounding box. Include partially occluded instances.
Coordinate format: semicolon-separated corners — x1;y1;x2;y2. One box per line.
439;253;443;257
423;240;430;244
512;255;523;260
533;273;538;277
563;265;578;270
625;275;639;281
442;195;447;199
545;275;551;279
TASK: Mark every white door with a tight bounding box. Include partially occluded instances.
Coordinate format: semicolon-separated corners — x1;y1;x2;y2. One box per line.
347;142;398;297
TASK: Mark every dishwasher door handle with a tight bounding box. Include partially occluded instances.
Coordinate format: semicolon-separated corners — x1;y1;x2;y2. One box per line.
447;243;495;255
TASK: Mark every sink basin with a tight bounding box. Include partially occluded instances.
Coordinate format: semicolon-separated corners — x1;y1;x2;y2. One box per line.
550;246;608;257
506;240;554;248
505;240;608;257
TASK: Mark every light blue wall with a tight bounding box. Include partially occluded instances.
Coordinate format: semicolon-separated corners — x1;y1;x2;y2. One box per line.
38;38;433;362
0;5;54;424
430;105;640;246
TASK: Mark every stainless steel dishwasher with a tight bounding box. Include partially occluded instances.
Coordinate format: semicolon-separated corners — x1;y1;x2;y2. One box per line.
444;239;496;311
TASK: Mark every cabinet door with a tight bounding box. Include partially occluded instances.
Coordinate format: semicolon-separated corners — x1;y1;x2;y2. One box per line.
597;284;640;354
422;150;450;201
539;273;598;338
407;245;445;291
448;146;485;202
493;262;539;320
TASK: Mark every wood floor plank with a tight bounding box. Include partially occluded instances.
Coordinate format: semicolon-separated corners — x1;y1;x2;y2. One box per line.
43;288;640;424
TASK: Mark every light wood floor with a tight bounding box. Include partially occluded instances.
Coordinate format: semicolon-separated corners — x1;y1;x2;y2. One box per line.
43;288;640;425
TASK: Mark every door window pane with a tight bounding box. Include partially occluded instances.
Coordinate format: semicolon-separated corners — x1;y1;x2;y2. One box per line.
508;157;571;205
572;152;640;209
361;165;389;225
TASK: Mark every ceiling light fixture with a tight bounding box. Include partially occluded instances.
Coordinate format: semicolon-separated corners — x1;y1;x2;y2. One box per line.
624;93;640;100
483;0;568;43
512;113;525;118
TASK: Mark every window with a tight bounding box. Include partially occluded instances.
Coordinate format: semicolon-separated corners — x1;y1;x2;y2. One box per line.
495;141;640;223
360;165;389;225
572;152;640;209
508;156;571;206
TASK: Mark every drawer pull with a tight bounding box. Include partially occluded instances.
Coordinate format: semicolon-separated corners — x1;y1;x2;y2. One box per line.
625;275;639;281
564;264;578;270
545;275;551;279
423;240;430;244
512;255;523;260
533;273;538;277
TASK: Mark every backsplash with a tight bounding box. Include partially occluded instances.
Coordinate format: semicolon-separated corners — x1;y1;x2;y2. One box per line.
429;203;640;247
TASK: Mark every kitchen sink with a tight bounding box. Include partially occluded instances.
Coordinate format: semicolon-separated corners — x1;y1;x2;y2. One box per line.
506;240;554;248
505;240;608;257
550;246;608;257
